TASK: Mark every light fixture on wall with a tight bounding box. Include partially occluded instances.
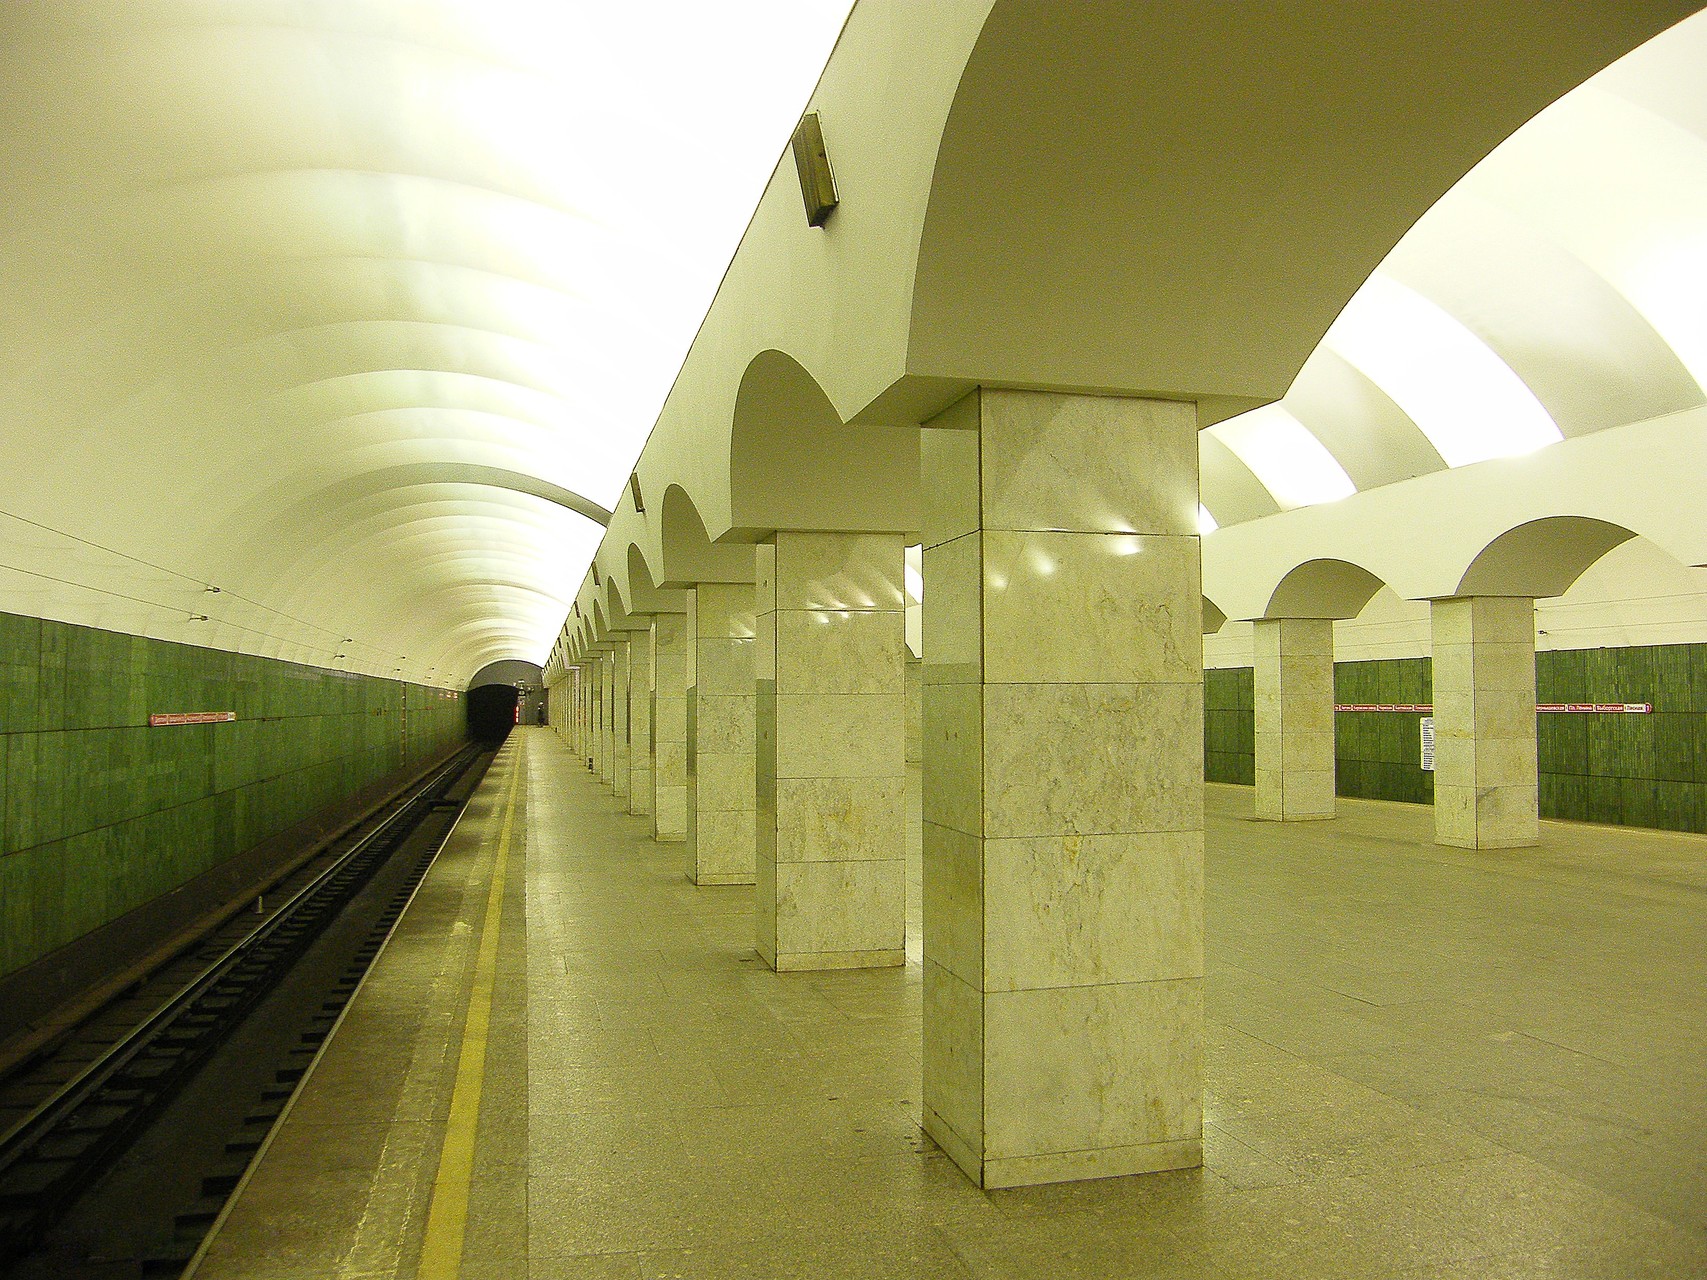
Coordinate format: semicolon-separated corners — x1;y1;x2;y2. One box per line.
791;112;838;228
629;473;645;513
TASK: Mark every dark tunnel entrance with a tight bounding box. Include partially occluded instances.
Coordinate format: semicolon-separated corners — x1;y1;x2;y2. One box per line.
466;683;520;745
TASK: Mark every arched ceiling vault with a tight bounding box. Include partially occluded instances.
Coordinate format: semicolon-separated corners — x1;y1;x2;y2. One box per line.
1199;15;1707;531
0;1;856;687
6;2;1706;687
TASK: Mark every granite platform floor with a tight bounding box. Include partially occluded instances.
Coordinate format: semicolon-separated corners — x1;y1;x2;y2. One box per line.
188;727;1707;1279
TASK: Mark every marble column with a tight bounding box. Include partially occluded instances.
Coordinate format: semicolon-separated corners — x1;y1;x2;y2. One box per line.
573;669;586;755
1253;618;1337;821
754;533;907;971
585;660;598;771
597;654;614;783
686;584;756;885
610;639;632;801
628;631;655;817
652;615;689;842
1431;596;1538;849
583;665;596;767
572;669;585;757
921;387;1204;1190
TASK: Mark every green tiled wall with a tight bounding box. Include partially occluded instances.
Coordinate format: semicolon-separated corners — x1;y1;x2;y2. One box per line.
0;612;466;979
1204;643;1707;833
1204;667;1254;785
1333;658;1434;806
1536;643;1707;832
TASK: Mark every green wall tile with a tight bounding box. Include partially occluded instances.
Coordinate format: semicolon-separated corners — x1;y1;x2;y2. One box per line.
1211;645;1707;831
1585;775;1622;825
2;614;467;981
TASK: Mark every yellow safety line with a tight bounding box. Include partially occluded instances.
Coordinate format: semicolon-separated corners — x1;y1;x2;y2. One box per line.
416;739;522;1279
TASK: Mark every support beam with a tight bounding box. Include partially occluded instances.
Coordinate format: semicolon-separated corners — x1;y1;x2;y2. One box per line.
629;634;654;816
652;615;689;842
686;584;757;884
611;639;632;800
1431;596;1539;849
921;387;1204;1190
1253;618;1336;821
598;653;616;786
755;533;907;971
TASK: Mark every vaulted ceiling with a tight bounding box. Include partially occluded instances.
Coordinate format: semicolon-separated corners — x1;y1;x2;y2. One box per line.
3;2;1703;687
0;0;852;684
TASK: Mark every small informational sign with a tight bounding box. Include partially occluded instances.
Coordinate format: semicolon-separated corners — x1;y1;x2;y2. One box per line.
1335;703;1433;713
1336;703;1653;715
1535;702;1652;714
148;711;236;727
1420;716;1436;772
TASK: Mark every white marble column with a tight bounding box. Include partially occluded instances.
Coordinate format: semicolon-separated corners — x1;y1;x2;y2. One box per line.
573;668;586;758
573;668;586;755
583;665;596;767
1432;596;1538;849
754;533;907;971
628;630;655;817
585;660;598;771
921;387;1204;1190
652;615;689;842
597;654;615;784
610;639;632;801
686;584;756;884
1253;618;1337;821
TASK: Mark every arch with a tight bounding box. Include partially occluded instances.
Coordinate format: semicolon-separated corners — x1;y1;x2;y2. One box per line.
254;462;611;526
656;484;754;587
1264;558;1390;620
909;0;1693;410
726;349;919;540
1455;516;1636;599
467;658;544;691
602;575;649;633
626;544;687;615
1201;596;1228;636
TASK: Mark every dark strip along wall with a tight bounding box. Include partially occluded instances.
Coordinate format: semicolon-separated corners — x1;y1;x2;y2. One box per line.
0;611;467;1001
1206;642;1707;833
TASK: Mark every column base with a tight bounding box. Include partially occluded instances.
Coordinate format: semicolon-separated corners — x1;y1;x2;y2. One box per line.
924;1108;1199;1189
1434;782;1539;849
1435;833;1540;850
762;947;905;973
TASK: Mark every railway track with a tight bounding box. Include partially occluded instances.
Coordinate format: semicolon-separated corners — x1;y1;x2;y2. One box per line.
0;743;493;1276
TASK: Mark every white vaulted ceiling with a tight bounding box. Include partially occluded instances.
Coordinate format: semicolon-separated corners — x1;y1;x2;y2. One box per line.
4;2;1706;686
1200;10;1707;529
0;0;852;685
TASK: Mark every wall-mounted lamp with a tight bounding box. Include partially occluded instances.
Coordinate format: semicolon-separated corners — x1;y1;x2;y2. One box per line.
629;473;645;513
791;112;838;228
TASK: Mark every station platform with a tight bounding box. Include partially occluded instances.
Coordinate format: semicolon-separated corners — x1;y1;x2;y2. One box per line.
187;728;1706;1279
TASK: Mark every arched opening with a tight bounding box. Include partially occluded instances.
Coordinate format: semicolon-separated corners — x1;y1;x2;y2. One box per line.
466;683;521;744
1456;516;1637;599
910;0;1689;414
1265;558;1389;620
656;484;754;586
726;349;918;540
468;659;545;742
